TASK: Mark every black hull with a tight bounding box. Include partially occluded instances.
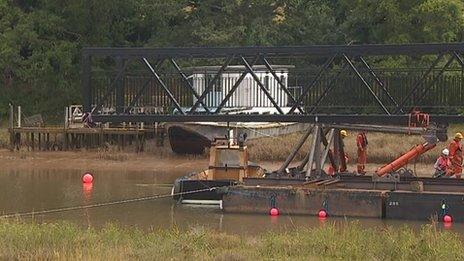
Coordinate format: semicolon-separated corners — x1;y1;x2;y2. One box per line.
168;126;211;154
172;178;237;201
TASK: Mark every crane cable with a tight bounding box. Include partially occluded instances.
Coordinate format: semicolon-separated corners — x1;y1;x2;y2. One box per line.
0;186;219;218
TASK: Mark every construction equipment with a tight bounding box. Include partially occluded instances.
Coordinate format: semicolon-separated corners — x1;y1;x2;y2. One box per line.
375;142;437;178
271;116;448;181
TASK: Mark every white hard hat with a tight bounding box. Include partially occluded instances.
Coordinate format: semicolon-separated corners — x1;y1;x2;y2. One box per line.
442;148;449;156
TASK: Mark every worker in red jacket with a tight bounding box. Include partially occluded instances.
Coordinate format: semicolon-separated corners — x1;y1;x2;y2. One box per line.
356;131;368;175
448;132;463;179
433;148;450;178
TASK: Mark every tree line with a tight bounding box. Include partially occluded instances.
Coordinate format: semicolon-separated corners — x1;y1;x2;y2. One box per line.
1;0;463;120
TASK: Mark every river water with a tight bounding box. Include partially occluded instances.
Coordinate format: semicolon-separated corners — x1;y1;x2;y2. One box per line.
1;167;463;235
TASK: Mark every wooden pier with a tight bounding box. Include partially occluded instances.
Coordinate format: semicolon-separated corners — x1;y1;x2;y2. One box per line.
9;126;165;152
7;104;165;152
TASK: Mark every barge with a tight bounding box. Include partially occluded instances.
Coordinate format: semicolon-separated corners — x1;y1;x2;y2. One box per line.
172;137;265;204
173;121;464;222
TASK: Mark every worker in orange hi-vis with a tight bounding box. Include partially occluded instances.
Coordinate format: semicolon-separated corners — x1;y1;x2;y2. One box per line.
448;132;463;179
356;131;368;175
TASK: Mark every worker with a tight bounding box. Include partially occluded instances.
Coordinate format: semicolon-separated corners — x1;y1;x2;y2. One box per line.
356;131;368;175
326;130;348;175
433;148;450;178
339;130;349;172
448;132;463;179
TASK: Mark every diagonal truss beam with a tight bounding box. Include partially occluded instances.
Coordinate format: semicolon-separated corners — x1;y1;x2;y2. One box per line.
289;55;337;114
308;63;349;114
262;58;304;113
394;53;444;113
343;54;390;115
414;55;456;106
170;59;210;113
215;56;260;113
454;51;464;68
94;58;131;112
142;58;185;115
359;56;402;113
190;55;235;113
125;60;165;113
241;57;284;114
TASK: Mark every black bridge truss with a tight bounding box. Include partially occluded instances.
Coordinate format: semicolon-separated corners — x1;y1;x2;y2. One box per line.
82;43;464;124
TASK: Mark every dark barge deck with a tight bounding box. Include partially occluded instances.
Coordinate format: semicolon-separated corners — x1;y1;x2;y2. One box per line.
220;176;464;222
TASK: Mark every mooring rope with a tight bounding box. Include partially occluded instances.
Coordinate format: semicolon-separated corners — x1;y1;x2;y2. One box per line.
0;187;219;218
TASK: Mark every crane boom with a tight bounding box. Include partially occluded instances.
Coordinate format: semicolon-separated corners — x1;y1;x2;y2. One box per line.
376;142;437;177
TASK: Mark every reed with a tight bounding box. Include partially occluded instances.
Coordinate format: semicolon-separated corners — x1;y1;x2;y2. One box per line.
96;144;130;162
0;219;461;260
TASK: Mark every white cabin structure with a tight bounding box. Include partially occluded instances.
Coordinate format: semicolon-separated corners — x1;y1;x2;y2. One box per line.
190;65;294;112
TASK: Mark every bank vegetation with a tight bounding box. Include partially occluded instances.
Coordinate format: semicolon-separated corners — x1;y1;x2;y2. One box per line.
0;219;462;260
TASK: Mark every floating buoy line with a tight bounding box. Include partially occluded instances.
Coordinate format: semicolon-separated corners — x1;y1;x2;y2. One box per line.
0;187;219;218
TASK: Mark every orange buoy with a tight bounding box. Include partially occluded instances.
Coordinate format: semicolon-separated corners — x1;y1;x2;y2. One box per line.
269;207;279;216
82;173;93;183
443;215;453;223
318;209;327;218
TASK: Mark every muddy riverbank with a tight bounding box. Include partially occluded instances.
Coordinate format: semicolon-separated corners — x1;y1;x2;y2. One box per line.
0;149;436;177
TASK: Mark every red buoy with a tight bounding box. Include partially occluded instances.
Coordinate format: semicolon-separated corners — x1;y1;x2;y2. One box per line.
443;215;453;223
318;209;327;218
82;173;94;184
269;207;279;216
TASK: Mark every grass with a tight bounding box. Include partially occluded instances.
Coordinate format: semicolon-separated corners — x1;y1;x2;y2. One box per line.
247;124;464;164
0;219;462;260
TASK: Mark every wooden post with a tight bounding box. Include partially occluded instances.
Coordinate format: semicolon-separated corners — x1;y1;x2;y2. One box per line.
31;133;35;151
64;132;68;150
8;104;14;151
99;127;104;148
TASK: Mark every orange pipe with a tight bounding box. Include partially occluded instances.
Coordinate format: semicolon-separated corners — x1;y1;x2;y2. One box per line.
376;143;436;177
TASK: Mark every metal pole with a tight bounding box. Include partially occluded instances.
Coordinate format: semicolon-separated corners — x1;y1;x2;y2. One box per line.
9;103;13;130
277;126;314;173
65;107;69;129
17;106;21;128
305;125;320;179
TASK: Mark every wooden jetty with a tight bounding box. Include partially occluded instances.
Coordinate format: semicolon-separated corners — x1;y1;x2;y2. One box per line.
7;105;165;152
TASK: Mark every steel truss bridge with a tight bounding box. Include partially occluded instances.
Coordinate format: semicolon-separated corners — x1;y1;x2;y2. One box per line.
81;43;464;124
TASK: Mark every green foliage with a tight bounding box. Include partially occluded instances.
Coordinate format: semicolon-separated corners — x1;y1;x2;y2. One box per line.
0;0;463;119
